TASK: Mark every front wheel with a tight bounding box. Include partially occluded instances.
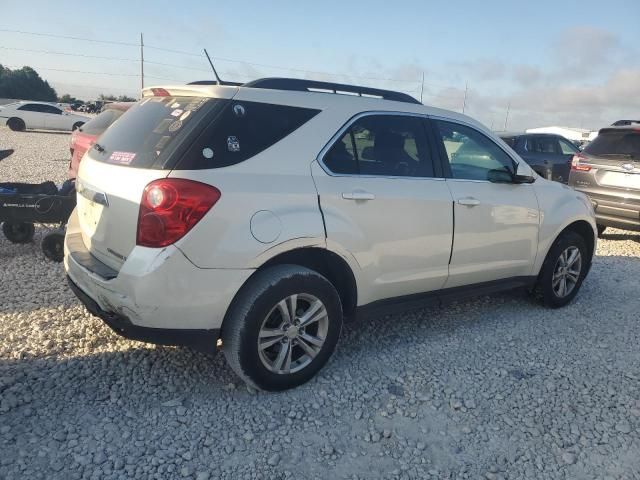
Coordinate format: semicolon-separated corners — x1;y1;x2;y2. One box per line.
222;265;343;391
534;231;589;308
72;122;84;131
597;224;606;237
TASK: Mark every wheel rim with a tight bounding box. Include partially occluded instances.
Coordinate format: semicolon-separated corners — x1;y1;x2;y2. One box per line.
552;246;582;298
257;293;329;375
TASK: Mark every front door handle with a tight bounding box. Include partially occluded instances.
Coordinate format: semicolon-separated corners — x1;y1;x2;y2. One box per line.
342;191;375;201
457;197;480;206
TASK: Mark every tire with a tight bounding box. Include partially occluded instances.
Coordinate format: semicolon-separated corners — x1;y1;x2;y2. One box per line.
597;224;606;237
2;222;35;244
42;230;65;262
72;122;84;131
534;231;589;308
7;117;25;132
222;265;343;391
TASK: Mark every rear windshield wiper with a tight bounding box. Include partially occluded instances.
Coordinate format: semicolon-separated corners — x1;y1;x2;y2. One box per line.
93;143;105;153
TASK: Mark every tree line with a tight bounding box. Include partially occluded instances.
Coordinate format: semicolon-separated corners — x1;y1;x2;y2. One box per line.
0;65;136;104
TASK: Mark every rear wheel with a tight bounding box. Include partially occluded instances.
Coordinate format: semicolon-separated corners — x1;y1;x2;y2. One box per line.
42;230;65;262
222;265;343;391
7;118;25;132
72;122;84;131
534;231;588;308
597;224;606;237
2;221;35;243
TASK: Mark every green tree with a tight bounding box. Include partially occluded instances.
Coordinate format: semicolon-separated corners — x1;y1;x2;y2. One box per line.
98;94;136;102
0;64;57;101
58;93;80;104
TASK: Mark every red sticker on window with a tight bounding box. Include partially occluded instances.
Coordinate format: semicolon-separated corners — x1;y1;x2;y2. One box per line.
109;151;137;165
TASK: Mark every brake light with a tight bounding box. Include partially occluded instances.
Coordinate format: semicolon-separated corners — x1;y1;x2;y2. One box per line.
151;88;170;97
136;179;221;248
571;153;591;172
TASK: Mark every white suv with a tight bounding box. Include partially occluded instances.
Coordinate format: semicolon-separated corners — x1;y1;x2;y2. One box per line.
64;78;597;391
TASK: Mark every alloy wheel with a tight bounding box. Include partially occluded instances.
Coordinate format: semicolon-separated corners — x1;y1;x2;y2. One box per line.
552;246;582;298
257;293;329;375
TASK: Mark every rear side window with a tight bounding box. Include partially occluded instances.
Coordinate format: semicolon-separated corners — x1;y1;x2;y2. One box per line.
80;109;125;136
177;101;320;169
90;96;215;168
500;136;518;149
323;114;435;177
584;130;640;159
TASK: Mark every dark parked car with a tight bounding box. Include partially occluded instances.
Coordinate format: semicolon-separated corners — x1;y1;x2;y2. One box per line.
569;126;640;235
500;133;579;183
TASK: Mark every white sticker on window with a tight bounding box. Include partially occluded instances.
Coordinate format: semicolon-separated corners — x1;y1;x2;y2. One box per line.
202;147;214;159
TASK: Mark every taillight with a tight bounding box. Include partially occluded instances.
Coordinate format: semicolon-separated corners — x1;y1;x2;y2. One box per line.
136;179;221;248
571;153;591;172
150;88;170;97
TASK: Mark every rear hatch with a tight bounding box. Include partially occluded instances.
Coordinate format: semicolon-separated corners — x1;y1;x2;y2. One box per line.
573;128;640;192
76;89;234;270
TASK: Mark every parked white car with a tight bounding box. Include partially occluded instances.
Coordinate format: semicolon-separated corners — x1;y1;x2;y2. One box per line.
0;101;89;132
64;79;597;390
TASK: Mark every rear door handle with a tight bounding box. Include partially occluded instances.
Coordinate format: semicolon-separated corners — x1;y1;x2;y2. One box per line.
342;191;375;201
457;197;480;206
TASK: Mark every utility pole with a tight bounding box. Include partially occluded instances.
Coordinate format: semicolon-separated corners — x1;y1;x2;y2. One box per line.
503;101;511;131
462;81;468;114
140;33;144;92
420;72;425;104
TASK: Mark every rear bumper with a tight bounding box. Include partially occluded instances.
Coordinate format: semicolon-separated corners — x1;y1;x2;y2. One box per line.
64;209;254;347
577;192;640;231
67;275;219;352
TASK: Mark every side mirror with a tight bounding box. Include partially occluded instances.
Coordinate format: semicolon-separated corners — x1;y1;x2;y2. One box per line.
487;169;514;183
514;161;536;184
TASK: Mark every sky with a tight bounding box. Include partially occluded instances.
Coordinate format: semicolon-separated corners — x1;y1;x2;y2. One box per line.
1;0;638;131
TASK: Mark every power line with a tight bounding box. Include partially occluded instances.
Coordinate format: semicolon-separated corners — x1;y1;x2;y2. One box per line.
0;27;462;89
4;64;139;77
0;28;139;47
0;45;139;62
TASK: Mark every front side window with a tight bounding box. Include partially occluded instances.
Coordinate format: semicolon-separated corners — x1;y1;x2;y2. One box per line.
323;114;434;177
558;138;579;155
436;121;515;181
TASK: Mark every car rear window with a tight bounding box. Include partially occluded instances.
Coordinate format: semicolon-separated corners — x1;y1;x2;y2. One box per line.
89;96;217;168
500;136;518;148
584;130;640;159
80;109;125;136
175;101;321;169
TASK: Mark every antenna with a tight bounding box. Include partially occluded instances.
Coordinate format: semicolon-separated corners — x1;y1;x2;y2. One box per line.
203;48;222;84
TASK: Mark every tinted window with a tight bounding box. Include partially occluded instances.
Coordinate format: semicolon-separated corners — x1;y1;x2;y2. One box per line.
500;136;518;149
324;115;434;177
41;105;62;115
584;130;640;159
18;104;46;112
525;136;559;154
91;96;214;168
436;121;515;181
80;109;125;136
178;101;320;170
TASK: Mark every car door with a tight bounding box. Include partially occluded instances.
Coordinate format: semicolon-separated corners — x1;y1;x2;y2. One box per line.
431;119;540;288
16;104;45;129
42;105;67;130
312;113;454;305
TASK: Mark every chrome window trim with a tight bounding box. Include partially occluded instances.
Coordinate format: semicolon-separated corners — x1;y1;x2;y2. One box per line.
315;110;445;181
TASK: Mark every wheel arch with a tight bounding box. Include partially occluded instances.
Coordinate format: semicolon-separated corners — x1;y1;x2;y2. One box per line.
536;219;596;277
259;247;358;319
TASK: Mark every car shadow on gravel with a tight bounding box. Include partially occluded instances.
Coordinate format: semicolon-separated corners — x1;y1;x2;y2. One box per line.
600;232;640;243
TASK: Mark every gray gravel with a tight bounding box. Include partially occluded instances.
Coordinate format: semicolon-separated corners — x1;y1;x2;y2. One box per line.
1;127;640;479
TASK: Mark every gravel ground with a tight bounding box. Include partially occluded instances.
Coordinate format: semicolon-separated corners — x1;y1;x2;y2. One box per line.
1;127;640;480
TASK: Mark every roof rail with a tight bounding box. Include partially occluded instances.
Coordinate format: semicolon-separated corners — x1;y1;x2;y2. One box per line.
242;77;421;104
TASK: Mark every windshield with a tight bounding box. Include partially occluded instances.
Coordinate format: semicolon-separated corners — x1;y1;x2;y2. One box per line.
91;96;215;168
584;130;640;159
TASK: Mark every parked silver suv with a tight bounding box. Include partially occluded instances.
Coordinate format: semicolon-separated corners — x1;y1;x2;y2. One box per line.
569;126;640;235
